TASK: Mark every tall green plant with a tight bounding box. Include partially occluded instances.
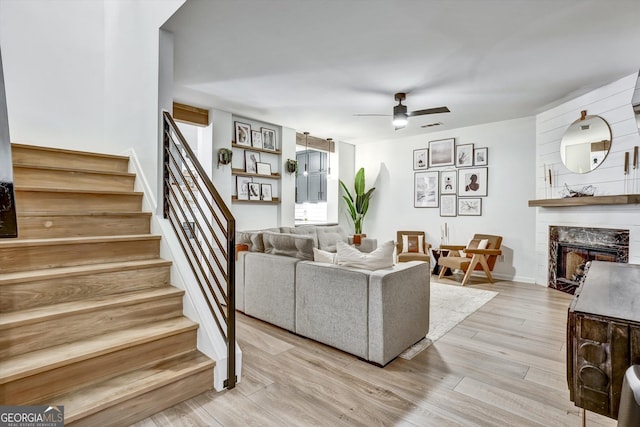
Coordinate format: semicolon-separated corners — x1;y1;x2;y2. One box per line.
339;168;375;235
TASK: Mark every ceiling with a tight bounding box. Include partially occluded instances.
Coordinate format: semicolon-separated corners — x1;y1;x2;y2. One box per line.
162;0;640;145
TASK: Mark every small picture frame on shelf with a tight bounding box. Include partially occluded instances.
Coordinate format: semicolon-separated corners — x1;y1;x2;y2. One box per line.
440;170;456;195
235;121;252;147
440;195;457;217
256;162;272;176
245;150;260;174
251;130;263;149
455;143;474;168
458;197;482;216
261;127;277;151
474;147;488;166
413;148;428;170
428;138;455;168
261;184;273;201
248;182;261;201
236;176;252;200
458;167;488;197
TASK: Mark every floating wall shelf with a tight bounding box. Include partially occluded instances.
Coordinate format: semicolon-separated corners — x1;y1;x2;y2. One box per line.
528;194;640;207
231;142;281;155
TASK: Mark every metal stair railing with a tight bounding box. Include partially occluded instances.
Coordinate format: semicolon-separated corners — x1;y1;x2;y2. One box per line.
162;111;236;389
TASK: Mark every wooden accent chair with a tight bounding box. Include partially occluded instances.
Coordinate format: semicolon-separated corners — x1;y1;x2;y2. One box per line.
396;230;431;263
437;234;502;286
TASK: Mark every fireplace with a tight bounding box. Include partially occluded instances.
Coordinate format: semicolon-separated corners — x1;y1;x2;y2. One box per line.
548;226;629;294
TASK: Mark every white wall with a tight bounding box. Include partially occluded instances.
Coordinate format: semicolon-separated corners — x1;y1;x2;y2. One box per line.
338;141;356;232
534;72;640;284
0;0;186;205
356;117;537;283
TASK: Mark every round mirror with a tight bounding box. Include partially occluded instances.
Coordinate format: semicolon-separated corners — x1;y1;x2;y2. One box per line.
560;112;611;173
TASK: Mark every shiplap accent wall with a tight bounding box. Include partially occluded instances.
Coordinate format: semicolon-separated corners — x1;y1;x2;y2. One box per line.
534;72;640;285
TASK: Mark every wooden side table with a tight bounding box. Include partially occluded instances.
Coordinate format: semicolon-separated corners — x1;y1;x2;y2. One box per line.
430;248;452;275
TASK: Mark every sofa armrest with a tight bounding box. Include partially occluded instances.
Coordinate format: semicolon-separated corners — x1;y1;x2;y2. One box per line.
368;261;430;365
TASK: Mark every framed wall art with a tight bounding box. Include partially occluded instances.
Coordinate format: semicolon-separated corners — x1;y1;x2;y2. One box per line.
413;148;428;170
458;167;488;197
458;198;482;216
455;143;474;168
428;138;455;168
440;170;456;194
440;195;457;217
234;121;251;146
261;184;273;201
474;147;488;166
236;176;252;200
261;127;276;151
256;162;272;176
414;171;439;208
248;182;261;201
251;130;263;149
245;150;260;173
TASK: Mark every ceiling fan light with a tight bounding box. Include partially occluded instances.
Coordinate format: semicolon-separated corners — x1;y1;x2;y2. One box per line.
392;113;408;127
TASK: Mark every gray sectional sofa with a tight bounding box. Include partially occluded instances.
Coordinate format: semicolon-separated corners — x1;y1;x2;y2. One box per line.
235;224;430;366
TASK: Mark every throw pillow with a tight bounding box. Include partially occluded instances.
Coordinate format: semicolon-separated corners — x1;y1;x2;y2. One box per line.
262;232;314;260
236;231;265;252
462;238;489;258
401;234;424;253
336;240;394;270
313;247;337;264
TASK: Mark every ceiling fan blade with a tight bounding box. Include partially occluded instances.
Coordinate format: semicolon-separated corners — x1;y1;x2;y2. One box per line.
394;125;406;131
408;106;450;117
353;113;391;117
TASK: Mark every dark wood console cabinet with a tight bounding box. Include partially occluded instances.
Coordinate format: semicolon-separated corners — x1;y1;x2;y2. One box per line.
567;261;640;419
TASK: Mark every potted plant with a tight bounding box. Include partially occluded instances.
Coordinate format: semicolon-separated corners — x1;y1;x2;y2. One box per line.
339;167;375;243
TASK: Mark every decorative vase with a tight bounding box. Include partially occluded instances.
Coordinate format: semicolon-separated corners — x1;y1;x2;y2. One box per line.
352;233;366;245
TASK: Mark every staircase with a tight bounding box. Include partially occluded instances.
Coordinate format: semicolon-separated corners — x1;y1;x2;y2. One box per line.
0;144;215;426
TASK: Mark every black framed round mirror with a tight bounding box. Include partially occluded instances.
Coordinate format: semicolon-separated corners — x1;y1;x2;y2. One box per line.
560;111;611;174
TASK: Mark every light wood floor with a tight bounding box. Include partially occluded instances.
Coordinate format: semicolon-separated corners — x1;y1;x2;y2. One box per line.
132;276;616;426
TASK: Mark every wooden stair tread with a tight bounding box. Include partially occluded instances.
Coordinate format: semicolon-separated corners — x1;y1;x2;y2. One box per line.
17;211;151;217
0;317;198;384
59;351;213;423
0;234;160;248
11;143;130;161
15;186;142;196
13;163;136;178
0;287;184;330
0;259;171;285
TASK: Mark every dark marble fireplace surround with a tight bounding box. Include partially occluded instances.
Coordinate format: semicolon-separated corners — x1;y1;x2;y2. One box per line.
548;226;629;294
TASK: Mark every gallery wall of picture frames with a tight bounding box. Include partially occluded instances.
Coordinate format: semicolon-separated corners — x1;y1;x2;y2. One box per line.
231;119;281;204
413;138;489;217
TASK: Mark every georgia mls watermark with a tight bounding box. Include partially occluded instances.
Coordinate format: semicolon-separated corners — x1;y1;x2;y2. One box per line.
0;406;64;427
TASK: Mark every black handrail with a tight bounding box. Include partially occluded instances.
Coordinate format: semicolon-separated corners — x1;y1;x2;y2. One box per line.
162;111;236;389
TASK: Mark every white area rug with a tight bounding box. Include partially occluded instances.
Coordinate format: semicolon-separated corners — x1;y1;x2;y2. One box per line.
399;280;498;360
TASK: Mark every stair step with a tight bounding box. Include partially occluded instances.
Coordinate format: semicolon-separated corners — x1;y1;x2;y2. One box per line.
16;211;151;239
60;351;213;426
11;143;129;173
0;259;172;313
0;287;185;359
13;164;136;192
0;235;161;273
0;317;199;405
15;187;143;213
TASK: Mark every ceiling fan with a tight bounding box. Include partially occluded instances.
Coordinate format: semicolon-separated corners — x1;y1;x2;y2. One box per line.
355;92;450;130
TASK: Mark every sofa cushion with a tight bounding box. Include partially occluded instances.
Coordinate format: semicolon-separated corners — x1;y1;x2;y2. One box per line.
236;231;265;252
316;225;348;252
336;240;394;270
313;247;337;264
287;226;319;248
263;232;314;260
